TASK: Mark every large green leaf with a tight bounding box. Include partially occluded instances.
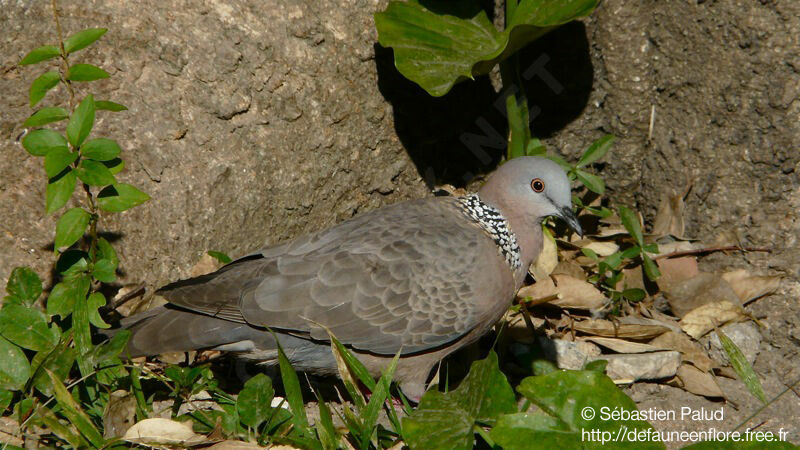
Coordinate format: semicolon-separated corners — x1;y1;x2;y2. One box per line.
77;159;116;186
80;138;121;161
0;335;30;390
29;71;61;107
403;351;516;450
0;304;59;352
375;0;599;96
513;369;664;449
237;373;275;428
490;413;577;449
30;339;75;396
47;276;90;319
5;267;42;306
44;147;78;178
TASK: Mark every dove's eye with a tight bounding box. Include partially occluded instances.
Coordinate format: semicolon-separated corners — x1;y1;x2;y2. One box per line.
530;178;545;193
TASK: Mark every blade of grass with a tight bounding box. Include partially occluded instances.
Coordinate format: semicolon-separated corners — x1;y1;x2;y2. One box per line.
45;369;104;447
716;329;767;404
272;331;310;433
358;352;400;449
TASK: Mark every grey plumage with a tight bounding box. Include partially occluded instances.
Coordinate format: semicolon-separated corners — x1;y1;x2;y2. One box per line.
118;156;581;400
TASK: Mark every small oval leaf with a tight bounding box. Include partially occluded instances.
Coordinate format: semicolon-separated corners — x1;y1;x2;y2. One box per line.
92;259;116;284
66;94;95;148
24;107;69;127
77;159;116;186
97;184;150;212
46;169;77;215
64;28;107;54
80;138;121;161
19;45;61;65
577;134;615;168
575;169;605;195
95;100;128;112
54;208;91;249
21;129;68;156
29;71;61;107
66;64;109;82
44;147;79;179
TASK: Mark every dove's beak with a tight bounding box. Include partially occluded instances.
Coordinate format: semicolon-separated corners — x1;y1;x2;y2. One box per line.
559;206;583;238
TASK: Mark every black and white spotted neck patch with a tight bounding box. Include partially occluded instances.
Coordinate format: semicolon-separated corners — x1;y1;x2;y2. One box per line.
457;194;521;270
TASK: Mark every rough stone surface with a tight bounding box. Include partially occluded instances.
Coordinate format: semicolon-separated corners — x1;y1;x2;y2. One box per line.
1;0;429;292
592;351;682;382
538;336;601;370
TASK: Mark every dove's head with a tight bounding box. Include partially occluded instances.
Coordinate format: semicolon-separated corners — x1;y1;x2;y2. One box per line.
479;156;582;241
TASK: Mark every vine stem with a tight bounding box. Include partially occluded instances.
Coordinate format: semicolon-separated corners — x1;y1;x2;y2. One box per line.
52;0;101;268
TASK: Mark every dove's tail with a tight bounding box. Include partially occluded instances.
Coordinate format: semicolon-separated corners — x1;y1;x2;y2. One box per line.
106;305;277;358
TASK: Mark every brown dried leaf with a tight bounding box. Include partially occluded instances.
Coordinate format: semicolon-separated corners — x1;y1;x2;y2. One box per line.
581;241;620;256
656;256;699;293
663;272;741;318
649;330;718;372
518;274;607;310
721;269;781;304
650;191;686;239
190;253;224;277
675;364;724;398
573;319;670;340
530;228;558;281
679;301;745;339
581;336;667;354
551;259;587;280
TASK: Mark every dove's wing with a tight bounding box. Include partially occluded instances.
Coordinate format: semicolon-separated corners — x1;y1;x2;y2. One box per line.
157;197;514;355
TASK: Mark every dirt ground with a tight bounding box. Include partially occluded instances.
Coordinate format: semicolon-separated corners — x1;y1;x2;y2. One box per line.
1;0;798;446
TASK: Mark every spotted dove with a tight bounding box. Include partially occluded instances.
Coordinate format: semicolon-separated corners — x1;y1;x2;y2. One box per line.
116;156;581;400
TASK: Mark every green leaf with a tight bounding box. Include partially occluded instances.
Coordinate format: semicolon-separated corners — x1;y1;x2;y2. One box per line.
63;28;107;54
44;147;78;178
0;304;59;351
66;94;95;148
36;403;85;448
47;276;90;319
525;138;546;156
97;183;150;212
490;413;577;449
583;359;608;373
5;267;43;306
87;292;110;328
95;100;128;112
23;107;69;127
618;206;644;246
73;293;92;376
517;369;664;449
54;207;90;249
30;338;75;396
29;71;61;107
97;238;119;267
56;250;89;277
575;169;605;195
80;138;121;161
716;329;767;404
545;154;572;172
403;351;516;450
359;351;400;447
0;336;31;390
622;288;646;302
77;159;116;186
21;128;68;156
620;245;642;260
506;94;531;160
65;64;110;82
0;389;12;412
207;250;232;265
237;373;275;428
276;339;310;433
313;388;338;450
104;157;125;174
92;259;116;283
46;169;77;214
375;0;599;96
577;134;614;167
642;254;661;281
19;45;61;65
46;369;106;447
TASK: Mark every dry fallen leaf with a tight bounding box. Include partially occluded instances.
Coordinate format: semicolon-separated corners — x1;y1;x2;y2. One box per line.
530;228;558;281
123;418;206;446
518;274;606;310
573;319;670;340
655;256;699;293
649;330;718;372
581;241;620;257
673;364;724;398
650;191;686;239
581;336;666;354
191;252;225;277
551;258;587;279
663;272;741;318
679;301;745;339
721;269;781;304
